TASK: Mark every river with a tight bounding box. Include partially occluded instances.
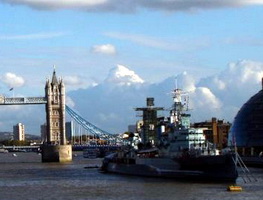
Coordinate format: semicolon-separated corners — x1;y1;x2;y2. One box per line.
0;152;262;200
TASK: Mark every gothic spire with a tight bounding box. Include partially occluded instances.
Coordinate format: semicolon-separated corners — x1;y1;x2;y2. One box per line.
51;66;58;85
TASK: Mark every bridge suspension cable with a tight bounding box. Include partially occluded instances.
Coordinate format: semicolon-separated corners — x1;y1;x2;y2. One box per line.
65;105;117;144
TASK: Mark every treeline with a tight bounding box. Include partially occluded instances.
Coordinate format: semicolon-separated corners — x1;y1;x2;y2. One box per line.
0;140;31;146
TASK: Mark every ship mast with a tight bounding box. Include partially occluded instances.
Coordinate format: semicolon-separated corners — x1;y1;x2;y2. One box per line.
169;80;190;128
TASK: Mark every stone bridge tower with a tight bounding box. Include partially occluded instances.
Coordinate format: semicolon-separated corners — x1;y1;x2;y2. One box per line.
42;69;72;162
45;69;66;145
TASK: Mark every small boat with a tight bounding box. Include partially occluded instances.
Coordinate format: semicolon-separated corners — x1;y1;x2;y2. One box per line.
0;148;8;153
227;185;242;192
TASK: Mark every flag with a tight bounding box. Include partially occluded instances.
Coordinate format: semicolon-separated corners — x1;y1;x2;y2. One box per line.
9;88;14;91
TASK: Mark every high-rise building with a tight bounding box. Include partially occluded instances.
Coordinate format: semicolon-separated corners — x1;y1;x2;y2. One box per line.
66;121;73;143
40;123;47;143
13;123;25;141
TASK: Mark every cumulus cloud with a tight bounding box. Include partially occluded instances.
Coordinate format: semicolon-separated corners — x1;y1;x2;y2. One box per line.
175;71;196;92
68;60;263;133
1;72;25;88
198;60;263;106
64;75;98;90
194;60;263;122
173;72;222;121
0;0;262;12
2;60;261;135
104;64;144;86
191;87;221;109
161;61;263;123
90;44;117;55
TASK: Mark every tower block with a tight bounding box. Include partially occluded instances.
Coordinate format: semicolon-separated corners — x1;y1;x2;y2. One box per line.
41;69;72;162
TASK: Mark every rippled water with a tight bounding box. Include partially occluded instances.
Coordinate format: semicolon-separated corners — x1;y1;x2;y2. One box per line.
0;152;262;200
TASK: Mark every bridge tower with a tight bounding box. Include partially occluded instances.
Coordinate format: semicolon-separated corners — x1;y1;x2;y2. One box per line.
45;69;66;145
41;69;72;162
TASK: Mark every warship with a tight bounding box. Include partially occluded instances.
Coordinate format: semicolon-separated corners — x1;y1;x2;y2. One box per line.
101;86;238;182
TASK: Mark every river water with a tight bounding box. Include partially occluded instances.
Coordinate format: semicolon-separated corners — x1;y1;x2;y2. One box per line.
0;152;262;200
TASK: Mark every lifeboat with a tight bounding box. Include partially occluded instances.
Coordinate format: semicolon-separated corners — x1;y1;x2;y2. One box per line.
227;185;242;192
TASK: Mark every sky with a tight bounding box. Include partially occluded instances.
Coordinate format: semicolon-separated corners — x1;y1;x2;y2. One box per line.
0;0;263;134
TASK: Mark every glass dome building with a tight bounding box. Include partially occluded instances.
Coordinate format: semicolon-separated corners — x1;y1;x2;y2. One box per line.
229;80;263;155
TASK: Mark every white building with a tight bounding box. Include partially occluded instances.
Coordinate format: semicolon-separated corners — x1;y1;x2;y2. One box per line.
13;123;25;141
41;123;47;143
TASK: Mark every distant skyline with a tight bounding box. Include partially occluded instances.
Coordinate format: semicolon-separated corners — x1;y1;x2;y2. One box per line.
0;0;263;134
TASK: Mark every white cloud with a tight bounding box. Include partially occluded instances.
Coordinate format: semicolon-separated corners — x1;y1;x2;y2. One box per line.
104;32;209;51
66;96;75;108
64;75;98;90
0;0;107;10
64;75;84;86
224;37;263;46
1;0;262;12
1;60;262;135
104;64;144;86
198;60;263;106
175;71;196;92
0;32;68;40
67;60;263;134
104;32;177;50
195;60;263;121
90;44;117;55
190;87;221;109
173;72;222;121
1;72;25;88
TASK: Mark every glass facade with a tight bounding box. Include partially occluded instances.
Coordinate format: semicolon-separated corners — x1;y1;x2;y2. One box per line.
229;89;263;147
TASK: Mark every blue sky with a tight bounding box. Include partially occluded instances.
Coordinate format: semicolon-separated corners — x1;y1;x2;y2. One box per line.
0;0;263;134
0;1;262;93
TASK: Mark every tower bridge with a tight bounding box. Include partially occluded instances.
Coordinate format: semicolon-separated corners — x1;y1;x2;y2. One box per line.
0;69;117;162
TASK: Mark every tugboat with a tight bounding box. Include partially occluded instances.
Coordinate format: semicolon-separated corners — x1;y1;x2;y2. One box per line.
101;86;238;182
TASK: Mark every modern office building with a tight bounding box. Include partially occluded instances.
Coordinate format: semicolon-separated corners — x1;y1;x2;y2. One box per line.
229;79;263;156
40;123;47;143
13;123;25;141
66;121;73;143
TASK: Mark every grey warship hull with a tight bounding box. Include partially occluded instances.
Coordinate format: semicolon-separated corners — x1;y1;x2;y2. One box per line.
101;154;238;182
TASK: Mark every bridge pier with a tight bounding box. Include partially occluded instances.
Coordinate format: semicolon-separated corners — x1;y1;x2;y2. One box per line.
41;144;72;162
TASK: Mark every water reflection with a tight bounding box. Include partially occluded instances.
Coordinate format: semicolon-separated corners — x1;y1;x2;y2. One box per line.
0;152;261;200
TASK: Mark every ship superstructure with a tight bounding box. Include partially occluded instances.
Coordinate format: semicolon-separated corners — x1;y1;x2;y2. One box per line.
135;97;163;146
161;87;219;158
101;84;238;182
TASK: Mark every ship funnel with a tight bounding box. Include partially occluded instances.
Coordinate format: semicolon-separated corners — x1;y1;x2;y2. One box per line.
147;97;154;107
